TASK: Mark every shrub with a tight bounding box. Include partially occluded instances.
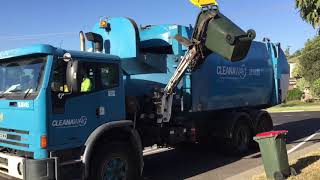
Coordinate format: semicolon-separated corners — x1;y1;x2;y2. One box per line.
286;88;303;101
312;78;320;96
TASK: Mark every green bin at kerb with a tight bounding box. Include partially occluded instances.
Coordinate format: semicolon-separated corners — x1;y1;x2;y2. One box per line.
254;130;290;180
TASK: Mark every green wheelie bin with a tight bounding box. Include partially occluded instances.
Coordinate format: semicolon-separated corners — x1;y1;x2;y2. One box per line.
192;9;256;62
254;130;294;180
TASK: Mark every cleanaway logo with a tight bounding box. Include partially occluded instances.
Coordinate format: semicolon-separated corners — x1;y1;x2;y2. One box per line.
52;116;87;128
216;64;247;79
216;65;263;80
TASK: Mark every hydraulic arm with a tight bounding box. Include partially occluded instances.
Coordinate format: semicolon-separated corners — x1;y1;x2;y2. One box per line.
155;3;256;124
155;7;219;123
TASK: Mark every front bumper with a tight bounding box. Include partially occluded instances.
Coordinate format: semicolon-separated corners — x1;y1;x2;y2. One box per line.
0;152;57;180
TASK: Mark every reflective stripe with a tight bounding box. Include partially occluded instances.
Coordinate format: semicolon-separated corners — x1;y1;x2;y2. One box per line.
81;78;92;92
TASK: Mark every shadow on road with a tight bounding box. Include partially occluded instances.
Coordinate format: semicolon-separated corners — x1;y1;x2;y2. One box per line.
143;117;320;180
274;118;320;144
143;145;242;180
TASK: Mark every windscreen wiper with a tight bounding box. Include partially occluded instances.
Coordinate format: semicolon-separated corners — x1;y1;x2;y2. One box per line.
24;88;33;99
8;89;23;93
0;92;6;98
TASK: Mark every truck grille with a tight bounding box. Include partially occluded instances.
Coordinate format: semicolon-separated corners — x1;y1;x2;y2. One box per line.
0;157;8;166
0;128;29;135
0;127;29;148
0;156;8;173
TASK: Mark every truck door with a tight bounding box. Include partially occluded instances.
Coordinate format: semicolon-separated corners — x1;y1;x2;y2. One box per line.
49;58;124;148
49;60;100;147
95;62;124;123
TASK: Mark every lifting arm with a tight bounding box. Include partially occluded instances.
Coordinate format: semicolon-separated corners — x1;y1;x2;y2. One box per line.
155;7;219;124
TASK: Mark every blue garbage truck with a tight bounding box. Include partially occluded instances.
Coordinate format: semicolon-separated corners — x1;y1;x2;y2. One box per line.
0;9;289;180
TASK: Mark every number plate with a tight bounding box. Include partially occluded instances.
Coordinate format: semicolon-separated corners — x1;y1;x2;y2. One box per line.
0;133;7;139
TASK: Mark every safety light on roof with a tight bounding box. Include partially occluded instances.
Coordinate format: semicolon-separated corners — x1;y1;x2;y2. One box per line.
100;20;108;28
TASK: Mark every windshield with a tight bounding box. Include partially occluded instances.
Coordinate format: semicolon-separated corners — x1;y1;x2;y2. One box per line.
0;56;47;99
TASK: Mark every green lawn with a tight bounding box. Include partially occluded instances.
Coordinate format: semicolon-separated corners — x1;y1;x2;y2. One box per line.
267;101;320;113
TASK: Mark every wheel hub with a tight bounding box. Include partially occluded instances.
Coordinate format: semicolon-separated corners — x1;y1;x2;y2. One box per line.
103;157;128;180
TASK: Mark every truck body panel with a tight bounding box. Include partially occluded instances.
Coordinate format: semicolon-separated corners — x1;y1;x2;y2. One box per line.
91;17;289;114
191;41;274;111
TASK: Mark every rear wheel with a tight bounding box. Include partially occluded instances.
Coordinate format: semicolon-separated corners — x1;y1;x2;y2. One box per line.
256;111;273;134
251;111;273;149
227;120;252;155
89;142;139;180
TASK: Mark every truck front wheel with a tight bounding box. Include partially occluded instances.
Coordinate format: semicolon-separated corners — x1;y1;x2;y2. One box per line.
90;142;139;180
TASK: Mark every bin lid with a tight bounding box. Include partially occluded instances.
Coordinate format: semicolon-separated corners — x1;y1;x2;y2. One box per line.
256;130;288;138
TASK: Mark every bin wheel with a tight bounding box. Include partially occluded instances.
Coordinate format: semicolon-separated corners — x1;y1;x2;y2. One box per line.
247;29;256;40
274;172;284;180
227;120;252;155
290;167;297;176
89;142;140;180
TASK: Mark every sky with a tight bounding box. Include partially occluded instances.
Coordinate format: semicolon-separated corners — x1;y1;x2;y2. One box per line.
0;0;317;54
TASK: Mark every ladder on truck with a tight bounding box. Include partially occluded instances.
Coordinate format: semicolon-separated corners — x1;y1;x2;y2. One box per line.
154;6;219;124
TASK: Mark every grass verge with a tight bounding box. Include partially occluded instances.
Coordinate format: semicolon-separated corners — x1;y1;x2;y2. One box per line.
267;101;320;113
252;151;320;180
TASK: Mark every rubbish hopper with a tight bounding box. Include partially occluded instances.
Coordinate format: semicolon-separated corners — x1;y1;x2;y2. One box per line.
254;130;294;180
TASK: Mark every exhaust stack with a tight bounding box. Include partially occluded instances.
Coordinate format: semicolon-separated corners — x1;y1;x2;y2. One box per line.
80;31;86;51
85;32;103;53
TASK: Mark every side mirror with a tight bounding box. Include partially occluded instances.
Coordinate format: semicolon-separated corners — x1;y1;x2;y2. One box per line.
66;60;80;93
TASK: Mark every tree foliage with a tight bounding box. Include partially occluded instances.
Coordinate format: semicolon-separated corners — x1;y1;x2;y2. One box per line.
285;46;291;57
295;0;320;28
298;36;320;95
290;49;302;59
313;78;320;95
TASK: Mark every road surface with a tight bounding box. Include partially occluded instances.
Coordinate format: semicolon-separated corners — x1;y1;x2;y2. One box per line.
143;111;320;180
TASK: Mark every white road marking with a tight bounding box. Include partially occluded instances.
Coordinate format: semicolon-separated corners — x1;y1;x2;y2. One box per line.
143;145;158;153
143;148;171;156
287;129;320;154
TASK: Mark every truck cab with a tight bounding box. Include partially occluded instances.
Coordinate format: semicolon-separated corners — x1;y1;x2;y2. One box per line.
0;45;142;180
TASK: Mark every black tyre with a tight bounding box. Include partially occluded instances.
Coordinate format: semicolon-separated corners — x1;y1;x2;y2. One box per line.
89;142;140;180
227;120;252;155
251;111;274;149
256;111;273;134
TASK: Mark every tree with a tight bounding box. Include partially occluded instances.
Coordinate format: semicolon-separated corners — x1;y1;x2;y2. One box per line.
298;36;320;95
290;49;302;59
285;46;291;58
313;78;320;95
295;0;320;29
